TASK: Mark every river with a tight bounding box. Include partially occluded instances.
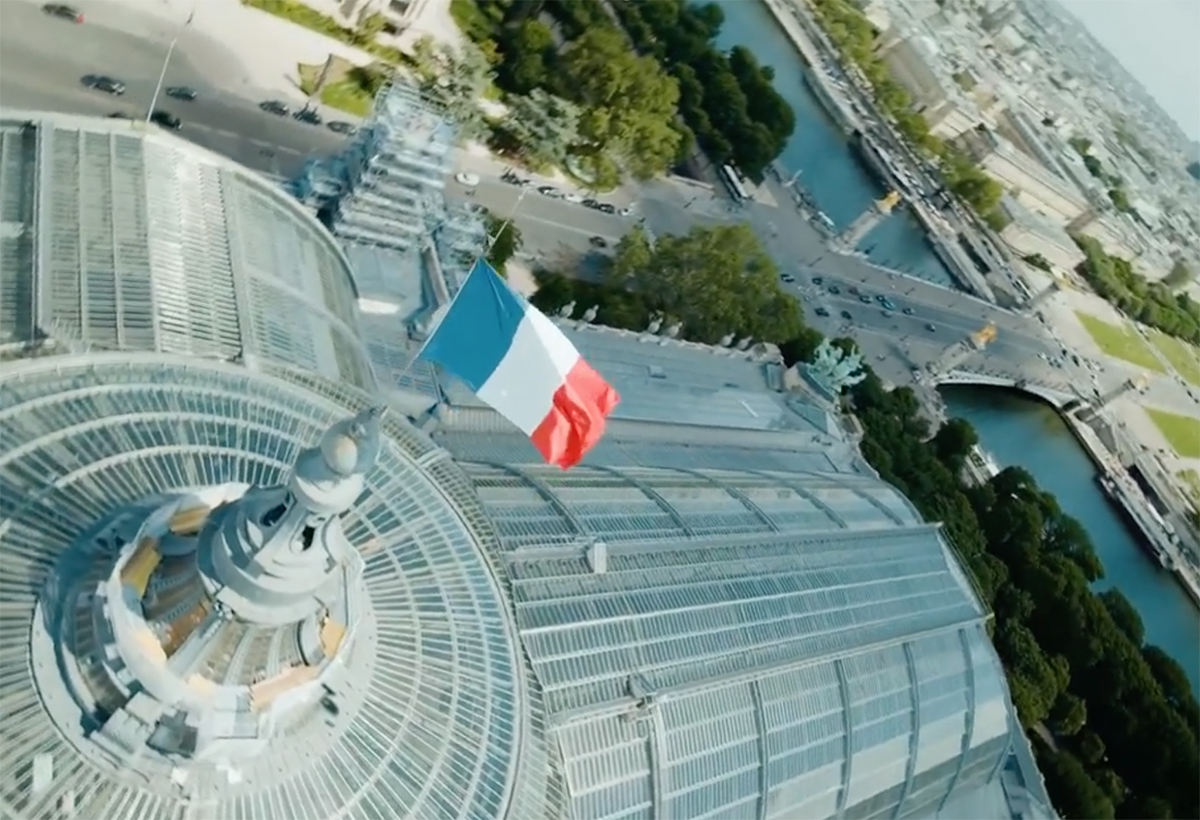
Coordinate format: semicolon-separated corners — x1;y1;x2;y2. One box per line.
710;0;1200;697
710;0;955;288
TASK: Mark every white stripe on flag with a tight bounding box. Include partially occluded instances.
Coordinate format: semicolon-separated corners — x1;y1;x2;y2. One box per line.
476;306;579;434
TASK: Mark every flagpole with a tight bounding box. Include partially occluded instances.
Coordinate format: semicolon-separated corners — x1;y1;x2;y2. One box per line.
395;186;528;384
146;6;195;124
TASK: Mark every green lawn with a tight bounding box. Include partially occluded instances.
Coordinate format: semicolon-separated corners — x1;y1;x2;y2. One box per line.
1145;407;1200;459
1148;330;1200;387
1074;311;1165;372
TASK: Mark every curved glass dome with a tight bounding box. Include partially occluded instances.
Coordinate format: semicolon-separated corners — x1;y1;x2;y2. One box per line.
0;354;530;820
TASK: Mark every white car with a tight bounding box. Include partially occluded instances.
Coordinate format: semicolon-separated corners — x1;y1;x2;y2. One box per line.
454;172;480;187
564;192;584;204
619;207;635;217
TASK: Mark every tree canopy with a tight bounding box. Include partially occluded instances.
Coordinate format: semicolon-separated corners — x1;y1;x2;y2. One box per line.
559;27;684;179
1073;234;1200;343
1162;259;1195;292
846;368;1200;820
484;211;522;275
612;0;796;180
501;89;581;169
605;223;802;343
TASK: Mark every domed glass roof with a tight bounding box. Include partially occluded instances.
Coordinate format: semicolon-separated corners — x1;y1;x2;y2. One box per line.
0;353;530;820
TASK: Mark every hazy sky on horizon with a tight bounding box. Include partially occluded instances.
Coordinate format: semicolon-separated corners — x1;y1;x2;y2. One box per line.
1054;0;1200;141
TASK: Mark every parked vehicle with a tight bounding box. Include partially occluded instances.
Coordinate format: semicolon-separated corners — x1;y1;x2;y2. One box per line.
149;110;182;130
537;186;562;198
589;236;608;249
81;75;125;95
259;100;289;116
293;108;322;125
166;86;197;101
327;121;357;135
814;306;830;317
597;203;616;214
43;4;83;22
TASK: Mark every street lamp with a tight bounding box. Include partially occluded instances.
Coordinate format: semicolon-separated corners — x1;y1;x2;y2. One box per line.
146;6;196;124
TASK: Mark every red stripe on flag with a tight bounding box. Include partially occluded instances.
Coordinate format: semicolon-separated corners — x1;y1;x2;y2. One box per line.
529;358;620;468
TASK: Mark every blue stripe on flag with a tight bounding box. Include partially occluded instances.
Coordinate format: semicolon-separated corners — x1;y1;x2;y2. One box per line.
420;259;526;391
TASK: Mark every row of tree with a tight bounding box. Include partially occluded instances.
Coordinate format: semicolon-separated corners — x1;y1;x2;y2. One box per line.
846;372;1198;820
530;221;1198;820
808;0;1007;226
611;0;796;181
1073;235;1200;343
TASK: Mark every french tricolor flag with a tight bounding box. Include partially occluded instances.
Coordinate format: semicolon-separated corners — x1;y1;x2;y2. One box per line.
420;259;620;468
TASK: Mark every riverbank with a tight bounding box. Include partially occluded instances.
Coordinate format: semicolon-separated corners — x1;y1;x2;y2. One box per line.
1063;411;1200;608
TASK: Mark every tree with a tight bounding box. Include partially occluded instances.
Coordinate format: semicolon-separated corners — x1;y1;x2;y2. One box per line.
1162;259;1194;291
1036;746;1116;820
1050;691;1088;736
496;18;554;95
1108;186;1132;213
1099;589;1144;646
1083;154;1104;178
503;89;581;167
417;40;492;141
606;223;802;344
931;417;978;470
560;28;682;178
484;211;522;275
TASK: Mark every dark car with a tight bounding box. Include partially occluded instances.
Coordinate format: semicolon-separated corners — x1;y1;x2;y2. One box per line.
848;285;859;295
840;310;853;321
781;274;796;284
82;75;125;95
327;121;357;135
106;111;129;119
859;294;872;304
589;236;608;249
875;294;889;304
149;110;182;130
925;322;937;332
814;306;830;317
166;86;198;101
902;307;914;315
827;285;840;295
597;202;616;214
811;276;823;286
582;198;600;209
260;100;290;116
880;298;896;311
293;107;322;125
43;3;83;22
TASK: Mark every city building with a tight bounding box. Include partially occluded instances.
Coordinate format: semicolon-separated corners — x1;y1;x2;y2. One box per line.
0;108;1055;820
954;126;1090;225
302;0;443;36
873;31;991;139
994;194;1086;271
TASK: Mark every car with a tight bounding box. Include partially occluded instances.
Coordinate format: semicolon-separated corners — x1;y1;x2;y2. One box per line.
619;207;635;217
82;75;125;95
882;310;893;318
925;323;937;332
814;307;830;317
588;236;608;249
811;276;823;286
454;172;480;187
327;121;357;135
165;86;197;101
564;193;585;204
582;198;600;209
106;111;129;119
902;307;914;315
875;294;889;305
880;299;896;311
840;310;853;321
43;3;83;22
848;285;859;295
859;294;872;304
597;203;616;214
293;108;322;125
827;285;840;295
259;100;290;116
149;110;182;130
537;186;562;199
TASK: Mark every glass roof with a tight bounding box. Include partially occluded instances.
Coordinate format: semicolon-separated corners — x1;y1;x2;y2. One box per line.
0;354;554;820
0;113;373;391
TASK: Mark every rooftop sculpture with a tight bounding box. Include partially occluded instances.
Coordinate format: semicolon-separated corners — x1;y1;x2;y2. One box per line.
807;338;867;394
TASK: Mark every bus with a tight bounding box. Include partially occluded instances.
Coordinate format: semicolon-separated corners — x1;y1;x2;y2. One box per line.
720;164;750;202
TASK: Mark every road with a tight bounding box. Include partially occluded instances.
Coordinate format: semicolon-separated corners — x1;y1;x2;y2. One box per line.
0;1;348;177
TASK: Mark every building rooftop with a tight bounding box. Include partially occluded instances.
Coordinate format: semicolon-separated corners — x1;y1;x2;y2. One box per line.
0;108;1055;820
